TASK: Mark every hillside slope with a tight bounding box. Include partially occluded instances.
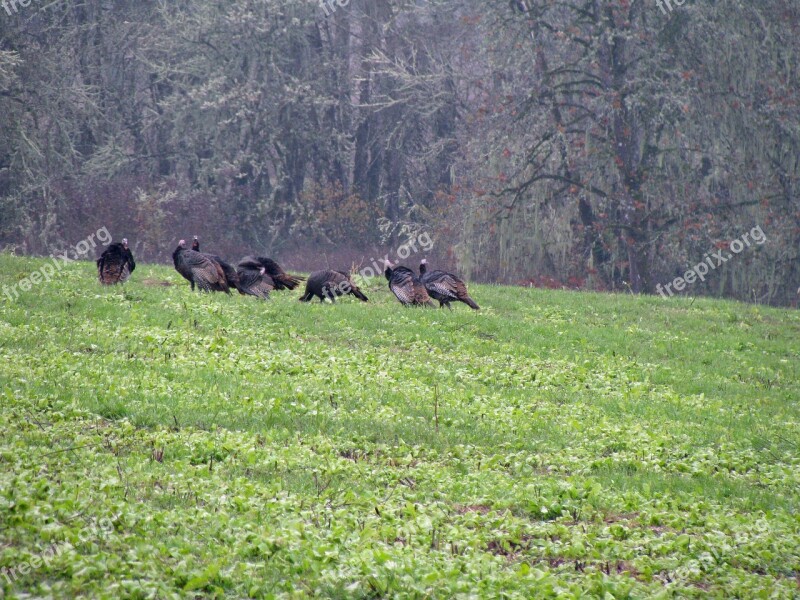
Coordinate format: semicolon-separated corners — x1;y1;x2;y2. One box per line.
1;255;799;598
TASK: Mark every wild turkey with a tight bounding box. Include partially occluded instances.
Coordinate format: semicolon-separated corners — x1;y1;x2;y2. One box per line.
299;270;369;303
235;257;275;299
419;259;479;310
191;236;242;292
172;239;230;293
239;256;304;291
97;238;135;285
384;259;434;307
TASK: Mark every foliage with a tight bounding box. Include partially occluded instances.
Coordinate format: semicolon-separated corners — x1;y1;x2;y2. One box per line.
451;0;800;304
1;1;798;304
295;182;380;245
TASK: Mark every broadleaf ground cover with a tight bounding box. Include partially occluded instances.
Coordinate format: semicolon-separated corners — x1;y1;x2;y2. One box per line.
1;255;798;598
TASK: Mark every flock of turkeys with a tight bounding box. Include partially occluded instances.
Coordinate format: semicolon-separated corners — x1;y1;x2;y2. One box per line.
97;237;479;310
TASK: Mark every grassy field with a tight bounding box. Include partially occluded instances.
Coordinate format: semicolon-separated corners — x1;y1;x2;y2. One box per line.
0;254;799;599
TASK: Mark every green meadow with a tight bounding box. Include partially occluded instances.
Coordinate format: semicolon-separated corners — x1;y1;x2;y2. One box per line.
1;254;798;599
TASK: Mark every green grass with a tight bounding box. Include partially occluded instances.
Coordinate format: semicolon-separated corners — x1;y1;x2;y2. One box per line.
1;253;799;599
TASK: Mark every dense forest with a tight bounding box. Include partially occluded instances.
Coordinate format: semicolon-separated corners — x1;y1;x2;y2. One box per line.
1;0;798;305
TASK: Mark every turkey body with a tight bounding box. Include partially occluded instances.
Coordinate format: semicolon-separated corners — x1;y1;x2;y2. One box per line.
190;237;241;292
97;239;135;285
299;270;368;303
239;256;304;291
209;257;241;292
384;261;434;307
172;240;230;293
235;258;275;299
419;260;479;310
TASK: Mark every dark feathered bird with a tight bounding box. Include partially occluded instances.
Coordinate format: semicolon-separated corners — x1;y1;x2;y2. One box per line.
384;259;434;307
172;239;230;293
239;256;304;291
97;238;135;285
299;270;369;303
235;258;275;299
419;259;479;310
191;237;242;292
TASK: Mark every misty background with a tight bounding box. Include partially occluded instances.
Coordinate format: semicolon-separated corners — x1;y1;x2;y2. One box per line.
0;0;798;305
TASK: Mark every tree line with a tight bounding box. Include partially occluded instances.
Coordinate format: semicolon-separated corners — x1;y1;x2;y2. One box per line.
1;0;798;306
